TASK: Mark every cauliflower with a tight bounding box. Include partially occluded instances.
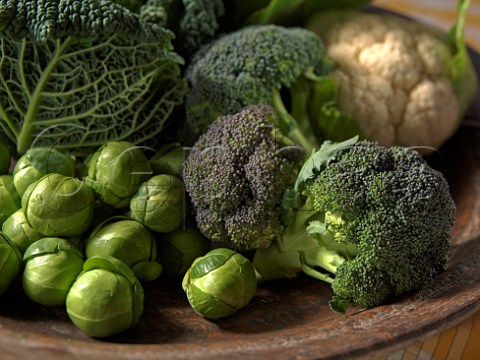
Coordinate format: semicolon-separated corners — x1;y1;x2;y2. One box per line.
306;8;478;152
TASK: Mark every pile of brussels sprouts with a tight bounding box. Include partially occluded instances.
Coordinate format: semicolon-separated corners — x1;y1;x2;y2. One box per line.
0;141;258;337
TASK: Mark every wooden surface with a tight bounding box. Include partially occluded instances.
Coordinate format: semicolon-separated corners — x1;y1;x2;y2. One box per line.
1;9;480;360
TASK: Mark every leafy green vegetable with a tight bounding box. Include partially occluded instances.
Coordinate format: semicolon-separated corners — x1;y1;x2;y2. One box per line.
66;255;144;337
0;0;186;156
23;237;84;306
182;248;257;319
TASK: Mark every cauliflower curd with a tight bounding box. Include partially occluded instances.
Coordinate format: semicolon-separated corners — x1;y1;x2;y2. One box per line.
307;11;468;152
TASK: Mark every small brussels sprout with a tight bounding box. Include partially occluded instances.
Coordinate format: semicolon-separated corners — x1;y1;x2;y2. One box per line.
0;232;22;296
22;237;84;306
2;209;43;254
158;227;211;276
182;248;257;319
13;147;75;197
130;174;186;233
85;141;152;208
66;256;144;338
85;217;162;282
0;175;21;225
22;173;95;237
149;143;189;179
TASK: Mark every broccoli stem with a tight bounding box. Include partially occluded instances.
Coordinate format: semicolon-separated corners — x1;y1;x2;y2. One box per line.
271;90;316;155
254;197;352;284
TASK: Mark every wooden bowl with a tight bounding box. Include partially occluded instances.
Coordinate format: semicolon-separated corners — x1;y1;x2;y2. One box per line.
1;18;480;360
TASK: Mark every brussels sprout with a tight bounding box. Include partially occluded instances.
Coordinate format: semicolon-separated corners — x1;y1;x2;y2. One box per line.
2;209;43;254
149;143;189;179
0;175;21;225
158;227;211;276
85;217;162;282
85;141;152;209
22;173;95;237
22;237;84;306
182;248;257;319
0;232;22;296
13;147;75;197
130;174;186;233
66;256;144;337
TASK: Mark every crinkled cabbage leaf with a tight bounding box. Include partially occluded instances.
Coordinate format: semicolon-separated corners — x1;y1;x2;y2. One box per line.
0;0;186;156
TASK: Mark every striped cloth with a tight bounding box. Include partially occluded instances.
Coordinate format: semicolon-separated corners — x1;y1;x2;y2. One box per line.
372;1;480;359
386;312;480;359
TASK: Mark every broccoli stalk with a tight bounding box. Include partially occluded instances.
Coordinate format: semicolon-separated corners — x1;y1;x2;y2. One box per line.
253;198;352;284
253;137;456;313
271;89;316;155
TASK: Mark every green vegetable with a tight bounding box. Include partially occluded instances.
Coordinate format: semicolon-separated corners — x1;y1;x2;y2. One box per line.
0;0;186;156
2;209;43;254
253;137;456;313
0;232;22;296
22;237;84;306
13;147;75;197
142;0;226;55
182;248;257;319
85;218;162;282
149;142;189;179
130;174;187;233
183;24;353;152
0;175;21;225
22;173;95;237
85;141;152;209
66;256;144;337
183;105;304;251
158;226;211;276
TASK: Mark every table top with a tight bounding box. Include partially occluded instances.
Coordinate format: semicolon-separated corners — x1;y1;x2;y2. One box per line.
372;1;480;359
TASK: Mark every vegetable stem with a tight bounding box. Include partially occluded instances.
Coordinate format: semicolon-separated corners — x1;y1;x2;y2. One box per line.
17;38;72;155
272;90;314;154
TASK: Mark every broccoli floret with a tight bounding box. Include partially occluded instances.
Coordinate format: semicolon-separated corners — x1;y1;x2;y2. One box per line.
139;0;225;55
183;24;333;153
182;105;304;251
253;137;455;313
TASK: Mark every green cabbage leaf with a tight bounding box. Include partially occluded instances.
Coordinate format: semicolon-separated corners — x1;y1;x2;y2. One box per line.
0;0;186;156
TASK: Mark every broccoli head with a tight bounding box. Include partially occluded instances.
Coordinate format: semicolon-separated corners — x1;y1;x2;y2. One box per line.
138;0;225;55
182;105;304;251
183;24;338;152
253;137;455;313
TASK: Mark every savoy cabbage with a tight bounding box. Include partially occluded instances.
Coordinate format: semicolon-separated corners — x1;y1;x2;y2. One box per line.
0;0;186;156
